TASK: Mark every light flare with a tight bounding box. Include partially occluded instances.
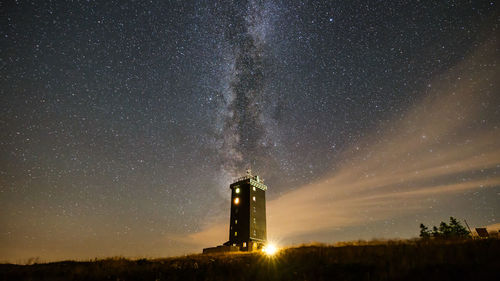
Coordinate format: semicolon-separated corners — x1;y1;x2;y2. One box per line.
262;243;278;256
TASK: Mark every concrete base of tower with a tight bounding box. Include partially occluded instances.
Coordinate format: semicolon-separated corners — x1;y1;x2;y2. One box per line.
222;240;266;252
202;245;240;254
202;240;266;254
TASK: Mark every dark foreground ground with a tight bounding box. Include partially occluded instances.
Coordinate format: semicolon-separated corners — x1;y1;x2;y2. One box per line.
1;239;499;281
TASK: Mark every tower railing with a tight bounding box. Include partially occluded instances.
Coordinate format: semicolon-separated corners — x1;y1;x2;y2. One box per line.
233;174;264;183
233;174;254;183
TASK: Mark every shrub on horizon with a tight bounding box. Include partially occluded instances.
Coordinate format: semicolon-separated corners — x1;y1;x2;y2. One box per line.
419;217;470;239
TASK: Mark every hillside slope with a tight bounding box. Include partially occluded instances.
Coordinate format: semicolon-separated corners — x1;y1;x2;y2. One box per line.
1;239;498;281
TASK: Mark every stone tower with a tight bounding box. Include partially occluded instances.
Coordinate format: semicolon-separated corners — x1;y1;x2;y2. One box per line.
226;170;267;251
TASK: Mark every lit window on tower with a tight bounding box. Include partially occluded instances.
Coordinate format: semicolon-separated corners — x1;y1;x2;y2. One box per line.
253;196;256;201
235;232;237;237
253;186;256;191
235;187;240;194
234;197;239;204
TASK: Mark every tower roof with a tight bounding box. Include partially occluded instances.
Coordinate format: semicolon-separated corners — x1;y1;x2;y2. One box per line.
231;172;267;191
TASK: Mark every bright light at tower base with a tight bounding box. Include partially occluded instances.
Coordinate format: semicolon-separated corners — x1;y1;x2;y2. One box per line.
262;243;278;256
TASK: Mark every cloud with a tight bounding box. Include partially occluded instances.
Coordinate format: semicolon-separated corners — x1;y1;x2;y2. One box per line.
484;223;500;232
187;38;499;248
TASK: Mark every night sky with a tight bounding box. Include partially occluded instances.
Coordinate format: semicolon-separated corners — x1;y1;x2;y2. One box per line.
1;1;499;262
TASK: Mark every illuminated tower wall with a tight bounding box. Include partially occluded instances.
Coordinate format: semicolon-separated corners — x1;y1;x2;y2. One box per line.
227;173;267;251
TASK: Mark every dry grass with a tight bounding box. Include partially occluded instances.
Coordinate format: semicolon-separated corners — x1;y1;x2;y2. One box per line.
1;238;498;281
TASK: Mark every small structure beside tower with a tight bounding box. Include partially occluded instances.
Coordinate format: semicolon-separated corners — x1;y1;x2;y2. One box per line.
203;170;268;253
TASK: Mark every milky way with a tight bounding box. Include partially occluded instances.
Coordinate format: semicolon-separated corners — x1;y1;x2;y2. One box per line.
217;1;268;177
1;1;498;262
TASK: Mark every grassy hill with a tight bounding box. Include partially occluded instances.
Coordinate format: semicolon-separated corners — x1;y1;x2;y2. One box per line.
1;239;498;281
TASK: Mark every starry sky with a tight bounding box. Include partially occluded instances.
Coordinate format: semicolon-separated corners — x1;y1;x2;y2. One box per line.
1;0;499;262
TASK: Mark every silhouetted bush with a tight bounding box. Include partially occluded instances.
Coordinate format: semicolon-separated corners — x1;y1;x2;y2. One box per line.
419;217;470;239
